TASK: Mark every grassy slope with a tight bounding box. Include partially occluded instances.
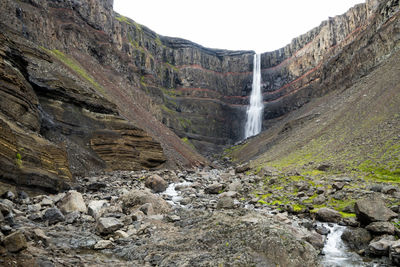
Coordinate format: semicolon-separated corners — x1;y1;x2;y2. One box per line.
232;48;400;182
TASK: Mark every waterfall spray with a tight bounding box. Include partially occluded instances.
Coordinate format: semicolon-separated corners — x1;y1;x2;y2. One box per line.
244;53;263;139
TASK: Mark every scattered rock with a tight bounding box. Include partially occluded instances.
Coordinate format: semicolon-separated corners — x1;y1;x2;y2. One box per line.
32;228;50;245
332;182;345;191
166;214;181;222
368;235;396;257
315;224;330;235
94;240;114;250
44;208;65;225
2;191;15;200
121;189;171;215
354;196;397;225
114;230;129;239
366;221;395;235
341;227;372;250
58;190;87;214
88;200;108;219
96;217;123;235
216;196;235;209
139;203;154;215
389;239;400;265
4;231;27;252
204;183;225;194
235;163;250;174
65;211;81;224
382;185;398;195
145;174;168;193
316;208;342;223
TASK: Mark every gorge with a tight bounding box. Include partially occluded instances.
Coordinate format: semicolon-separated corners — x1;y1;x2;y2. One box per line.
0;0;400;266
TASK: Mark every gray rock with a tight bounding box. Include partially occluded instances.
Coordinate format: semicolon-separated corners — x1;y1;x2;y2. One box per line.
316;208;342;223
204;183;225;194
315;224;330;235
58;190;87;214
354;196;397;225
121;189;171;215
341;227;372;250
313;195;326;205
96;217;123;235
44;207;65;225
4;231;27;252
139;203;154;215
145;174;168;193
368;235;396;256
304;232;324;250
88;200;108;219
235;163;250;174
389;239;400;265
366;221;396;235
65;211;80;224
94;240;114;250
382;185;398;195
332;182;345;190
217;196;235;209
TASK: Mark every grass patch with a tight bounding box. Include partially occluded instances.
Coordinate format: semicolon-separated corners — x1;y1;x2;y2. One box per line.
116;14;132;25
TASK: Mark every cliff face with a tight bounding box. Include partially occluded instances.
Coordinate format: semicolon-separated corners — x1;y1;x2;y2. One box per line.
0;0;399;191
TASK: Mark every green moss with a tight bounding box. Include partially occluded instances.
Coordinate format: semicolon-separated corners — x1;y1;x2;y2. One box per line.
339;212;356;218
16;152;22;168
165;62;178;71
116;14;132;25
257;199;268;205
292;204;305;212
181;137;196;150
42;48;105;94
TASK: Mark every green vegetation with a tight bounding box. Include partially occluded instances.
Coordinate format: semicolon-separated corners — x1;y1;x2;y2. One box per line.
116;14;132;25
181;137;196;150
16;152;22;168
42;48;105;94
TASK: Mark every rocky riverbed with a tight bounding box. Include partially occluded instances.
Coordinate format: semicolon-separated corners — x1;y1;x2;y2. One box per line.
1;166;400;266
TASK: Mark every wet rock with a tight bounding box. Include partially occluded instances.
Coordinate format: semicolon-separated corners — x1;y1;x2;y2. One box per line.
44;208;65;225
204;183;225;194
216;196;235;209
96;217;123;235
121;189;170;215
354;196;397;225
315;224;330;235
88;200;108;219
368;235;396;256
145;174;168;193
341;227;372;250
366;221;396;235
389;239;400;265
58;190;87;214
94;240;114;250
316;208;342;223
4;231;27;252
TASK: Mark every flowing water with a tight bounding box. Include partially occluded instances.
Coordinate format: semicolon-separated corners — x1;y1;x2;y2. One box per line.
244;53;264;139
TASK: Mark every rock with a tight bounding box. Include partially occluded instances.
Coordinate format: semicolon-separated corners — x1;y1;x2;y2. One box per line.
96;217;123;235
32;228;50;245
204;183;225;194
88;200;108;219
166;214;181;222
145;174;168;193
114;230;129;239
94;240;114;250
312;195;326;205
121;189;171;215
315;224;330;235
44;208;65;225
342;204;355;213
131;210;146;221
389;239;400;265
40;197;54;206
235;163;250;174
216;196;235;209
58;190;87;214
316;208;342;223
4;231;27;252
2;191;15;200
366;221;396;235
228;181;242;192
304;232;324;250
317;164;331;171
382;185;398;195
65;211;81;224
87;182;107;191
139;203;154;215
341;227;372;250
368;235;396;256
332;182;345;191
220;191;238;198
354;196;397;225
258;166;280;177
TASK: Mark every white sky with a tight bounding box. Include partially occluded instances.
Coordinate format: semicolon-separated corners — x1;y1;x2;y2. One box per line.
114;0;364;53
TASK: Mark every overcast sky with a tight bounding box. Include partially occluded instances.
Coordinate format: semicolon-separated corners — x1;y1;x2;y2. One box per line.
114;0;364;53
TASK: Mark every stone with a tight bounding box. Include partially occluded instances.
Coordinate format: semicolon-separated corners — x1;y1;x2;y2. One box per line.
58;190;87;214
32;228;50;245
312;195;326;205
204;183;225;194
217;196;235;209
332;182;345;191
366;221;395;235
88;200;108;219
88;182;107;192
315;224;330;235
354;196;397;225
166;215;181;222
40;197;54;206
114;230;129;239
44;208;65;225
382;185;398;195
368;235;396;256
145;174;168;193
65;211;81;224
235;163;250;174
139;203;154;215
121;189;171;215
131;210;146;221
4;231;27;252
2;191;15;200
96;217;123;235
389;239;400;265
341;227;372;250
316;208;342;223
304;232;324;250
94;240;114;250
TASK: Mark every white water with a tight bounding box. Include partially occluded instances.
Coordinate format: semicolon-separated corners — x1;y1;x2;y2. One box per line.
163;182;192;206
321;223;374;267
244;53;264;139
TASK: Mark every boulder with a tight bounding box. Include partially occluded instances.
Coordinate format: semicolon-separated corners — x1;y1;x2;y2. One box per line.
44;207;65;225
316;208;342;223
332;182;345;190
390;239;400;266
366;221;396;235
58;190;87;214
96;217;123;235
304;232;324;250
367;235;396;257
235;163;250;174
88;200;108;219
217;196;235;209
354;196;397;225
145;174;168;193
4;231;27;252
121;189;171;215
204;183;225;194
341;227;372;250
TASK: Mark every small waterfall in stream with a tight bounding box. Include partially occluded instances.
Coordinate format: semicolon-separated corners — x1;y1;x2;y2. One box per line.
244;53;264;139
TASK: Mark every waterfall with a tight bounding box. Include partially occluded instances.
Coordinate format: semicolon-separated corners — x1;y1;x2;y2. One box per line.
244;53;264;139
